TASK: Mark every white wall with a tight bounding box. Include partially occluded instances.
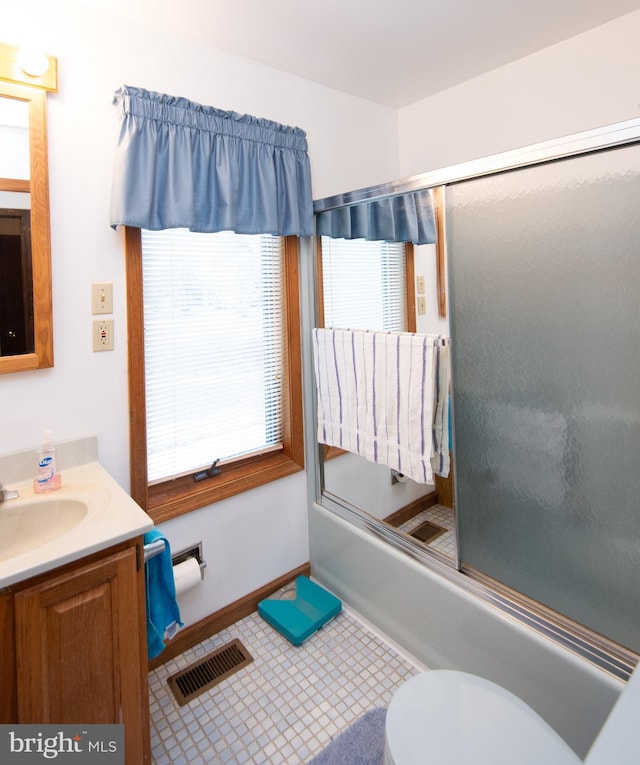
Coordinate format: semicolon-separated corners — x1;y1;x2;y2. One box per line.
398;10;640;177
0;0;399;625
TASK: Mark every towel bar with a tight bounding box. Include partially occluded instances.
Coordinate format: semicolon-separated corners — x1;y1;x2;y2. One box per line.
143;538;166;562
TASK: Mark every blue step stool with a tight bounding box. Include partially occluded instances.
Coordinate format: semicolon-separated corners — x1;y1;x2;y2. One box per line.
258;576;342;645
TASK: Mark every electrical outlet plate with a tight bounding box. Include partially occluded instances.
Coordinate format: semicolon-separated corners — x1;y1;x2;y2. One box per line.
92;319;114;351
91;282;113;314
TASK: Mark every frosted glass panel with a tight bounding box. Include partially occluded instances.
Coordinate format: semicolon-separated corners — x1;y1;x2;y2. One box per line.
447;144;640;652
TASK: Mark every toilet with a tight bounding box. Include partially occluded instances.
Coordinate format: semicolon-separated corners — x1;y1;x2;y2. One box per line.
384;670;582;765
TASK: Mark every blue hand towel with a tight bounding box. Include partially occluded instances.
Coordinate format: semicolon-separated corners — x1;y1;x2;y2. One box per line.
144;529;183;659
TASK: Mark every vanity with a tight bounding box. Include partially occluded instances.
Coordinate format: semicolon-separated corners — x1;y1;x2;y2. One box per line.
0;438;154;764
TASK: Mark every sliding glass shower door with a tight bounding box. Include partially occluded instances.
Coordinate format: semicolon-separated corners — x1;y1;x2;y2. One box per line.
447;142;640;653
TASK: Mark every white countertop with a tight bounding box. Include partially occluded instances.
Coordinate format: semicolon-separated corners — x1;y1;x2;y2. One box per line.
0;461;154;588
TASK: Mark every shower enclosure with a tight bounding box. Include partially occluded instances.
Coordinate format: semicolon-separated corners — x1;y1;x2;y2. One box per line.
311;118;640;672
448;140;640;655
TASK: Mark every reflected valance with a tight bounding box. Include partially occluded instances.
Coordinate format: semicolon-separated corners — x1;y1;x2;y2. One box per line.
110;85;314;236
316;189;436;245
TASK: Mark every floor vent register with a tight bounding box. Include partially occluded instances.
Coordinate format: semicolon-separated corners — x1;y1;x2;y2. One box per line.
167;638;253;706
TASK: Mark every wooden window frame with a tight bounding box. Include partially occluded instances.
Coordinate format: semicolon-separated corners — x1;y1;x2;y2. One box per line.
125;227;304;523
432;185;447;318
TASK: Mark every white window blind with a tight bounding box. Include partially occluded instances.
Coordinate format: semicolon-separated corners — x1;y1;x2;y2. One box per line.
321;237;407;331
141;229;285;483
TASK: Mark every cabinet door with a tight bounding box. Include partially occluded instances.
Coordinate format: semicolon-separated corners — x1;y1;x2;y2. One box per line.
0;589;17;721
14;546;149;762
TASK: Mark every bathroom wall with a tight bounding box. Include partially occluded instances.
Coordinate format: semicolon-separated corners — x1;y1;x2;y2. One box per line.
0;0;400;626
310;10;639;758
398;10;640;176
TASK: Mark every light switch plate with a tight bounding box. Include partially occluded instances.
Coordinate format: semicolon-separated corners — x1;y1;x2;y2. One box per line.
91;282;113;314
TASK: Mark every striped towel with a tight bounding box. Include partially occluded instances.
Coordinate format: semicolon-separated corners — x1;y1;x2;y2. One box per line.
313;328;450;484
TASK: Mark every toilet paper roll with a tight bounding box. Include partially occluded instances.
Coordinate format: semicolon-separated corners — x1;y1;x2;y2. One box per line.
396;473;409;483
172;556;202;596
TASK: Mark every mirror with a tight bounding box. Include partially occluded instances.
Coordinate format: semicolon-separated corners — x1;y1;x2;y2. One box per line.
0;42;57;373
0;97;32;356
314;193;458;564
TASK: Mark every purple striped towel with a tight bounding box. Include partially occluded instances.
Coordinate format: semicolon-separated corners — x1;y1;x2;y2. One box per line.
313;328;449;484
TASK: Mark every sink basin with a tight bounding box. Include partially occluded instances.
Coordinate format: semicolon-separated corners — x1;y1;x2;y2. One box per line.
0;460;152;590
0;498;89;561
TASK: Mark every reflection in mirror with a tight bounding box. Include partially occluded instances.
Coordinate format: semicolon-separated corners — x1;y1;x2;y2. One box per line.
0;97;32;356
0;96;29;178
0;205;33;355
314;190;457;563
0;42;56;374
322;450;456;560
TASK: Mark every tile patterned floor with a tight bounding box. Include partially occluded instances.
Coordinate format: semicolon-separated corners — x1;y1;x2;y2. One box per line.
149;607;422;764
399;503;456;558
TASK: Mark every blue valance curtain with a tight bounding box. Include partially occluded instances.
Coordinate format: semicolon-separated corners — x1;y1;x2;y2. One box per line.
316;189;436;245
110;85;314;236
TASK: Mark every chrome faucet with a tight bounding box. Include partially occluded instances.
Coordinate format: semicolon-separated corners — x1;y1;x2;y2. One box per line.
0;483;19;503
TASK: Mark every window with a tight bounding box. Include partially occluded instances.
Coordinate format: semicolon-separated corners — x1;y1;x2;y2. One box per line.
125;228;303;522
318;237;416;332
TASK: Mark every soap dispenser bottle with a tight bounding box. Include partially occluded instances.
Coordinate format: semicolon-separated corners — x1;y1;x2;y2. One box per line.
34;430;62;493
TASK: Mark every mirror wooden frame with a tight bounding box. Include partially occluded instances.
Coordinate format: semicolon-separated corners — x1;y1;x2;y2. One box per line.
0;42;56;374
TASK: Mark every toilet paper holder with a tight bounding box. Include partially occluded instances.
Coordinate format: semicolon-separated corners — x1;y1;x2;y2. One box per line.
171;542;207;580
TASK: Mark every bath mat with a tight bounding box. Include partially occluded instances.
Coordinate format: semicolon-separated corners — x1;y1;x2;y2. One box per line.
410;519;446;544
307;707;387;765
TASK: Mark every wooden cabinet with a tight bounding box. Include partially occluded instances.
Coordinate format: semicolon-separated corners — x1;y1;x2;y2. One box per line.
0;539;150;764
